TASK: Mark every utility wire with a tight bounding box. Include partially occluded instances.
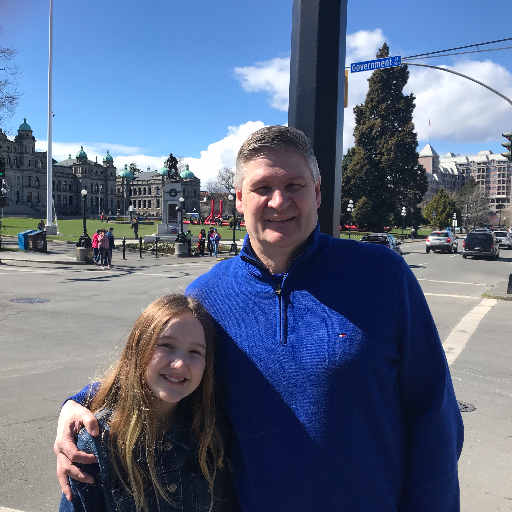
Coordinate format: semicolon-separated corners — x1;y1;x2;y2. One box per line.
403;45;512;61
403;37;512;60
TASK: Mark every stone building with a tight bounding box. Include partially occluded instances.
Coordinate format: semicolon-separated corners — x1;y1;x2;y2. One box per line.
419;143;511;219
116;163;201;218
0;119;117;217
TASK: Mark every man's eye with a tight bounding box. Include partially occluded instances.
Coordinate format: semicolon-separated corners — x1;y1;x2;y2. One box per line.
287;183;303;191
254;185;270;193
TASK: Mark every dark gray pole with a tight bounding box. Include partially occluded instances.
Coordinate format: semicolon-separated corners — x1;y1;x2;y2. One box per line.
289;0;348;238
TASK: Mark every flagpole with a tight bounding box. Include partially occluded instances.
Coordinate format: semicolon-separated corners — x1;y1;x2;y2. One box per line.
46;0;54;230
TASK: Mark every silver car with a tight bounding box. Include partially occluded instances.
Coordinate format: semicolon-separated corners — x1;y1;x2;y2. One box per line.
493;231;512;250
426;231;458;253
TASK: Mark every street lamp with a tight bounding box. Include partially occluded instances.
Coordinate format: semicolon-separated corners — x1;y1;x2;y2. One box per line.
77;189;91;247
401;206;406;238
346;199;354;239
98;184;103;217
228;189;237;254
175;197;187;243
452;212;457;236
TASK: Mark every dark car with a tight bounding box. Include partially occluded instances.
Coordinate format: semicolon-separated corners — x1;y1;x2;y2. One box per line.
360;233;402;255
462;232;499;260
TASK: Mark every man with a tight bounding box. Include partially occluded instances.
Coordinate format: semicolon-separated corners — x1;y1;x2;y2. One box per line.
105;227;115;265
54;126;463;511
131;217;139;239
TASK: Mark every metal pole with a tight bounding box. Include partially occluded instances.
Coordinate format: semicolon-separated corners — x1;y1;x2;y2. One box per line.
46;0;53;227
82;194;87;236
139;236;142;259
289;0;348;237
122;237;126;260
155;237;159;258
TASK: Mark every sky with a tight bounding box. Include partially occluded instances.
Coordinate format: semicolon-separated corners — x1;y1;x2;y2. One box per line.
2;0;512;188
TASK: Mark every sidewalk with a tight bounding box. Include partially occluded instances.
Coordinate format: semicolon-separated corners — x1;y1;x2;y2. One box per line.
0;236;241;268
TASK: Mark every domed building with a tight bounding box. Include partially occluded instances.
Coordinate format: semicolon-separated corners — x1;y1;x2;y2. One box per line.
0;120;117;216
116;162;200;219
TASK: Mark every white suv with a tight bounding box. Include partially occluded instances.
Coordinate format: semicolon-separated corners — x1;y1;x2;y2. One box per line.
426;231;458;254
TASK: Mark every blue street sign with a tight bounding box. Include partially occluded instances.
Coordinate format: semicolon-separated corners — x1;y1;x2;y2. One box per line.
350;56;401;73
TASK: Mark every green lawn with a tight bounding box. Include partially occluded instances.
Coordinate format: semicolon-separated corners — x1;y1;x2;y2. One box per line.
0;217;248;242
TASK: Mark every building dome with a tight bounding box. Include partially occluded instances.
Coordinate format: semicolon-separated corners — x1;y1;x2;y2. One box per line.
180;164;195;179
104;150;113;162
76;146;87;159
18;118;32;131
118;163;134;179
157;166;169;176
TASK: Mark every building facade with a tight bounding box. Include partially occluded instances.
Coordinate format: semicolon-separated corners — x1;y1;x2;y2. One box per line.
0;119;117;217
419;143;511;219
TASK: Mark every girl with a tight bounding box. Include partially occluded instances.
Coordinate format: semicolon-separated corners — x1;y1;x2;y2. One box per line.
59;295;236;512
98;229;111;268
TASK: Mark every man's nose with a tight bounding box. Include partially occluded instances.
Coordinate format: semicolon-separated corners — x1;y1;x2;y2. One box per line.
268;189;289;209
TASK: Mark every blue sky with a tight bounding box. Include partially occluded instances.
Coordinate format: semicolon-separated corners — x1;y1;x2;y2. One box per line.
2;0;512;186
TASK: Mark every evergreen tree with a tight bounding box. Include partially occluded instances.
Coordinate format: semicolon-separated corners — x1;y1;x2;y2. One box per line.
342;43;427;231
423;189;460;230
129;162;141;175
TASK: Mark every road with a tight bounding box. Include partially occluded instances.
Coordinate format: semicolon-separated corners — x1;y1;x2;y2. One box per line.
0;244;511;511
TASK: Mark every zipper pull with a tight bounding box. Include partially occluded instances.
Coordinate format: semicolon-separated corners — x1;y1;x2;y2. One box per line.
275;283;281;296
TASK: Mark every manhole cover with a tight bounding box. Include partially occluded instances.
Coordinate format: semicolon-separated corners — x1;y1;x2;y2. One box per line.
457;400;476;412
10;298;50;304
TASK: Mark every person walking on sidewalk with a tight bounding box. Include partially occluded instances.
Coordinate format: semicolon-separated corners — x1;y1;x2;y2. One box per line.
91;230;100;265
198;228;206;256
106;227;115;266
210;228;220;258
98;229;111;269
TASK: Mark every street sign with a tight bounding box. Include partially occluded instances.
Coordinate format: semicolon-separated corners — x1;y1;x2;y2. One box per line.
350;56;401;73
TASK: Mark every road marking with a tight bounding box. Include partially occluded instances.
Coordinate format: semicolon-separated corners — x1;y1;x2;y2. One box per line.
424;293;479;299
0;507;25;511
444;298;498;366
417;278;488;286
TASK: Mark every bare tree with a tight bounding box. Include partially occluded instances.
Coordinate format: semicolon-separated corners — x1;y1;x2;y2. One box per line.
0;29;21;133
456;178;489;229
205;167;235;194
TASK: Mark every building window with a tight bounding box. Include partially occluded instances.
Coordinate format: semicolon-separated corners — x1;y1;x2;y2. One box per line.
63;196;67;205
35;177;40;188
27;176;31;186
143;200;146;208
147;187;151;195
110;188;113;194
148;200;151;208
69;196;73;206
110;198;113;207
138;188;142;195
13;156;17;165
6;155;9;164
36;193;40;203
57;195;61;205
17;176;20;186
138;200;141;208
156;198;160;208
143;187;146;195
57;181;61;190
90;197;94;207
156;187;160;195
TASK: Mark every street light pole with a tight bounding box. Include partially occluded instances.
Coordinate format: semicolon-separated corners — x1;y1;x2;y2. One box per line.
98;184;103;217
401;206;406;238
228;189;237;254
77;189;91;247
175;197;187;243
346;199;353;239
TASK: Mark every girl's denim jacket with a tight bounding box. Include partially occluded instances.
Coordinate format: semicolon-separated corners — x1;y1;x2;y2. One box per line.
59;405;237;512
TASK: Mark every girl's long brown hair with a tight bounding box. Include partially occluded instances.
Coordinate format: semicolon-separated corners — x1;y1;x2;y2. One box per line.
88;294;223;512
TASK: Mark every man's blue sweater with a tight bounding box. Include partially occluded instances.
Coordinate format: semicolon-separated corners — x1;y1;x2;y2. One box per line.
186;226;463;512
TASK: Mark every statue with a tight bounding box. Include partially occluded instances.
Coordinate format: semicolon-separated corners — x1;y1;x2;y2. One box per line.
164;153;180;181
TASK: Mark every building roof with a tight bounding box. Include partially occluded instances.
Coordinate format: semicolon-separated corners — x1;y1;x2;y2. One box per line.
180;164;195;179
118;164;134;179
132;171;160;181
18;118;32;131
104;150;113;162
157;166;169;176
418;143;439;157
76;146;87;159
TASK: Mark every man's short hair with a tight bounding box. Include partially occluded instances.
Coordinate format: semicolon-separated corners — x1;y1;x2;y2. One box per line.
109;227;113;231
235;125;320;189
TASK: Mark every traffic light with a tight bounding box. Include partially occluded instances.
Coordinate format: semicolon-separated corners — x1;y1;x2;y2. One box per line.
501;132;512;161
0;157;5;179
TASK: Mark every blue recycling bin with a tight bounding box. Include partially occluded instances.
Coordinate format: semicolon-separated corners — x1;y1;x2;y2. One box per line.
18;230;37;250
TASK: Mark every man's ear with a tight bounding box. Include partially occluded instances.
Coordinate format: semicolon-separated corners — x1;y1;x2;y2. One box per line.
315;178;321;209
236;188;244;214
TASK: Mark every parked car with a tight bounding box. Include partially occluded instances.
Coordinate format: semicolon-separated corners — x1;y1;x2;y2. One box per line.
425;231;458;253
462;232;499;260
492;231;512;249
360;233;402;255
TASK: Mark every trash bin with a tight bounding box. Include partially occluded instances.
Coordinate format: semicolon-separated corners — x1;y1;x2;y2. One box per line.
27;230;47;253
18;230;37;250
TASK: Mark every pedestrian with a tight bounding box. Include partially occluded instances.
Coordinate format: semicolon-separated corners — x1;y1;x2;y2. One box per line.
186;229;192;255
131;217;139;239
100;212;104;223
98;229;111;269
57;295;237;511
207;227;214;256
198;228;206;256
236;219;241;231
91;229;100;265
210;228;220;258
106;227;115;266
55;126;463;512
411;227;416;240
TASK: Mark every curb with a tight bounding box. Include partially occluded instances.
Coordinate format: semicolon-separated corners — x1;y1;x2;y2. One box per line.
482;280;512;301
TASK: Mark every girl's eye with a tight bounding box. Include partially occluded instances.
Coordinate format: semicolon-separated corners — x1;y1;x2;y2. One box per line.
190;349;204;356
159;343;174;350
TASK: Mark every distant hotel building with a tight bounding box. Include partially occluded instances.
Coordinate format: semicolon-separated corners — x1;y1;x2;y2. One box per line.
419;143;511;216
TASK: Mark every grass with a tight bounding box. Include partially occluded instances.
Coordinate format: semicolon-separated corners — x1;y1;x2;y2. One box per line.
0;217;248;242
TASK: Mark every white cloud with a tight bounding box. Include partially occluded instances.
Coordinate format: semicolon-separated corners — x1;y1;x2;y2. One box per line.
234;58;290;111
184;121;266;186
406;59;512;143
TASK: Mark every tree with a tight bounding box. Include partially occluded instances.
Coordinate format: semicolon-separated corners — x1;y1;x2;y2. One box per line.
455;177;490;229
423;189;460;230
342;43;427;231
129;162;141;175
0;29;22;133
205;167;235;194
